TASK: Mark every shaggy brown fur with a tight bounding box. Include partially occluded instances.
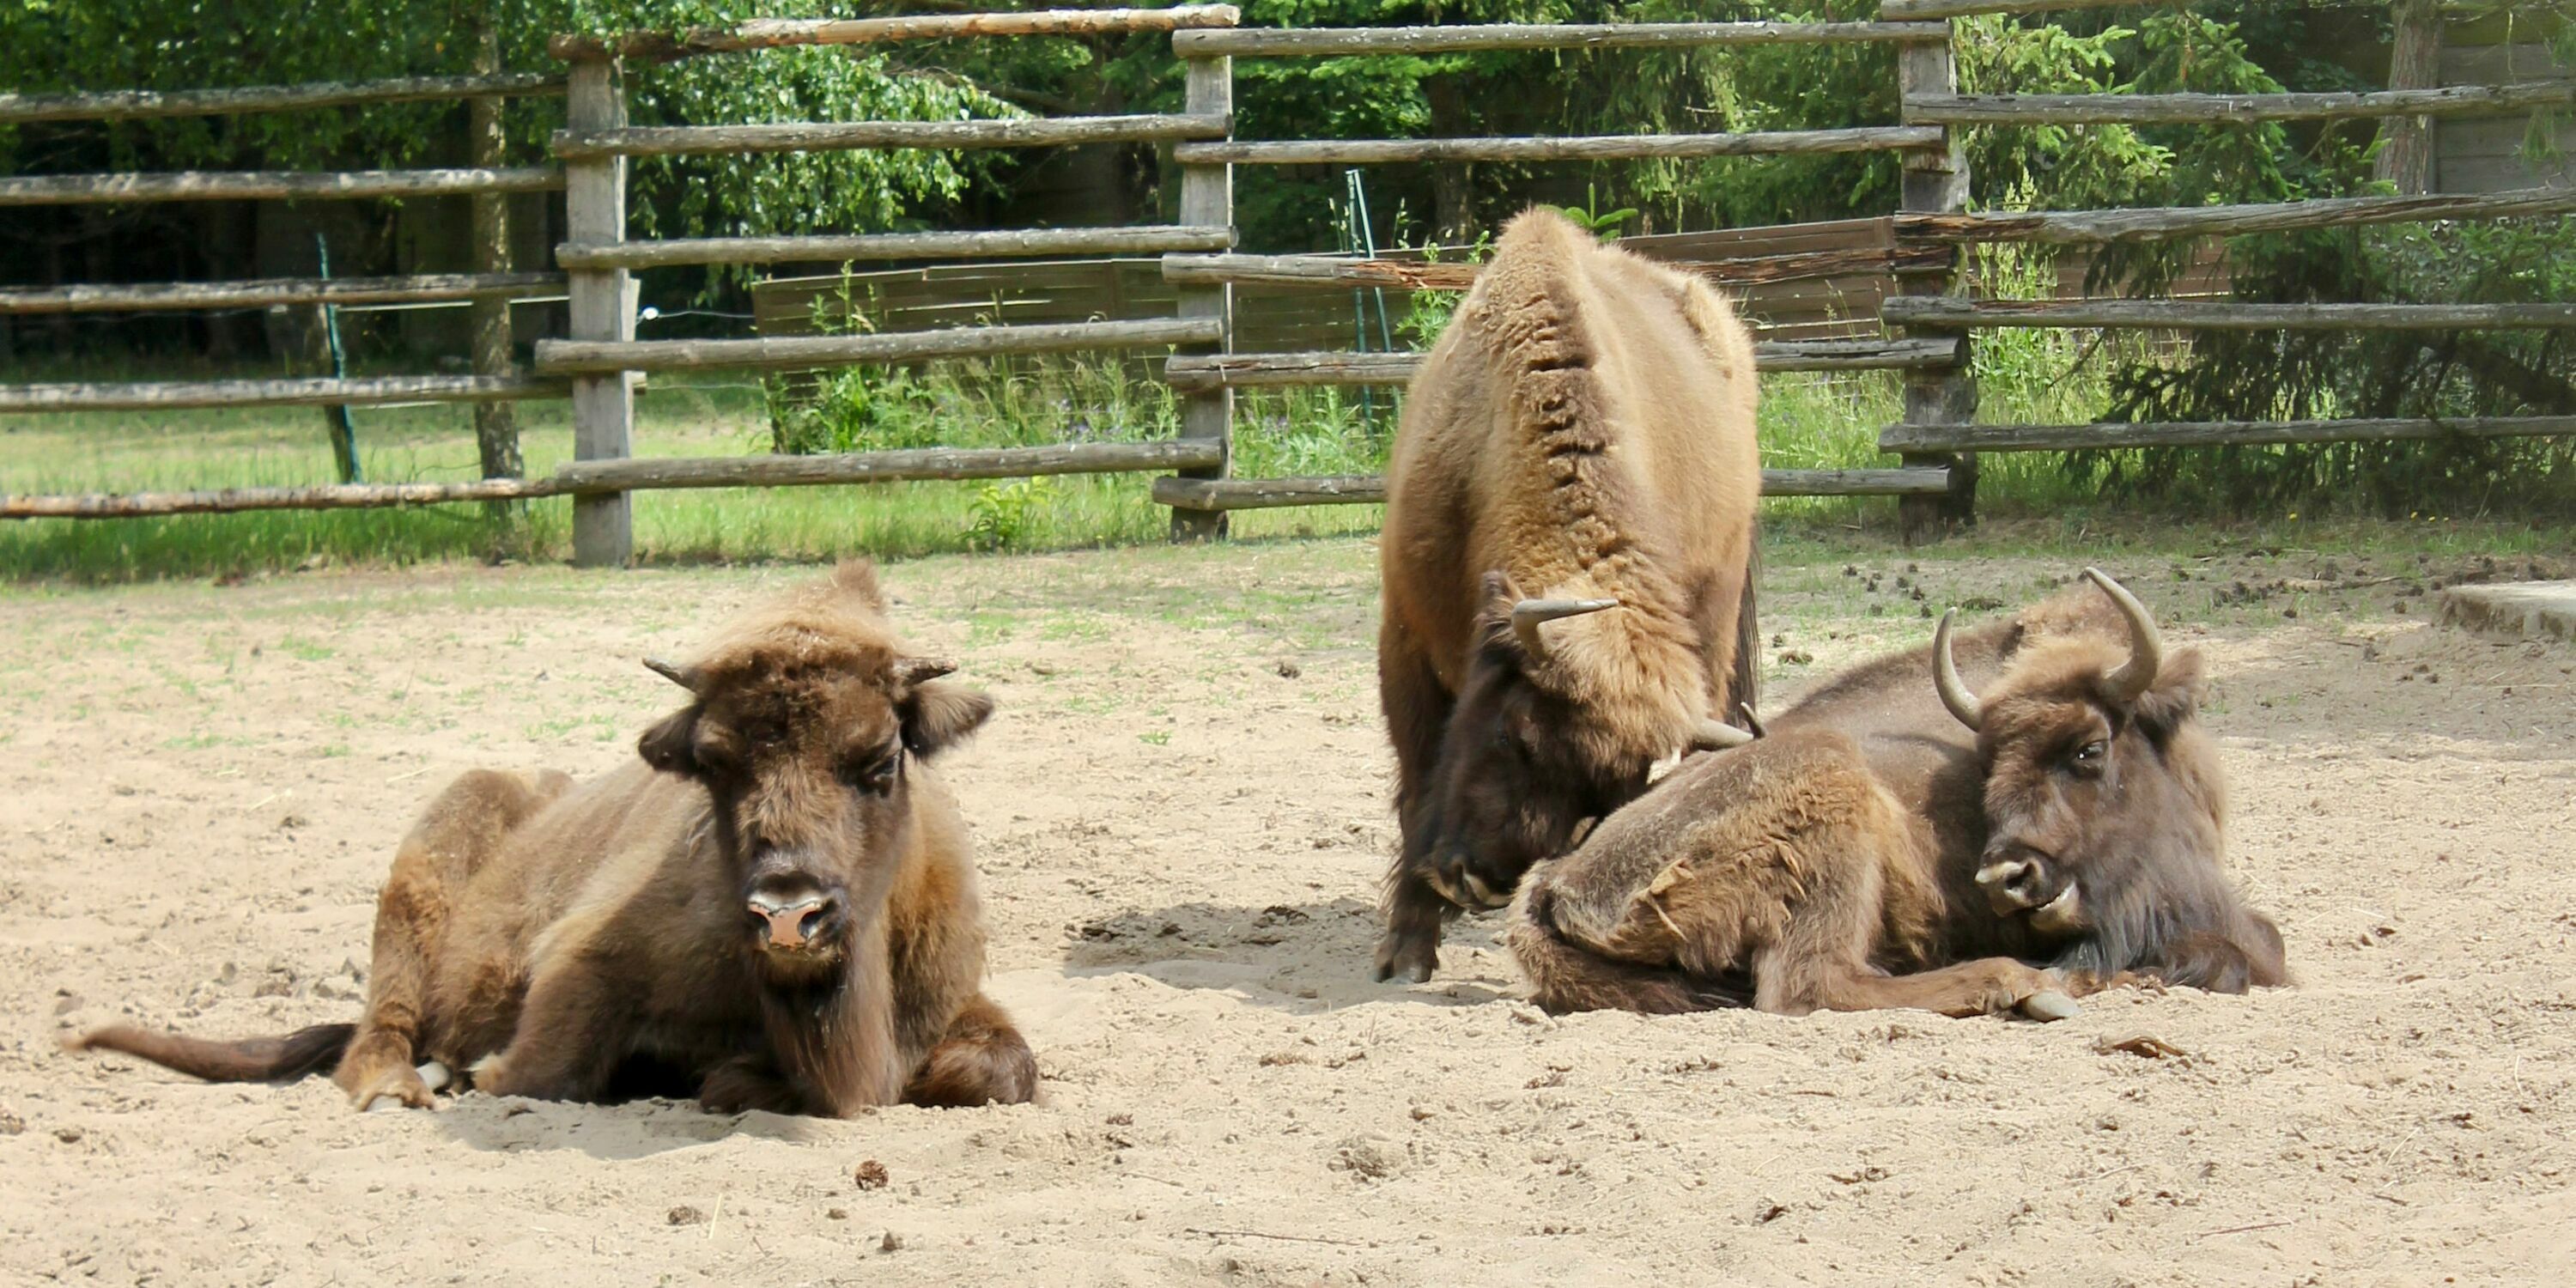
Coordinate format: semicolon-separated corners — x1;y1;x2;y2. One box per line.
1510;574;2286;1018
76;562;1035;1116
1376;208;1763;982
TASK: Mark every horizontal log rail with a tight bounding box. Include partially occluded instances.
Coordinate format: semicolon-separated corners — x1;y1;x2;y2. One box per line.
0;272;568;316
551;114;1230;161
0;74;566;125
0;167;566;208
1154;466;1953;511
1163;243;1951;291
556;225;1234;270
551;5;1242;61
1880;415;2576;454
2;478;566;520
552;440;1226;493
2;439;1232;519
1177;126;1941;166
1905;82;2576;127
0;374;568;414
1895;185;2576;246
1174;21;1945;58
1881;0;2184;17
1163;339;1961;392
535;318;1225;376
1882;298;2576;331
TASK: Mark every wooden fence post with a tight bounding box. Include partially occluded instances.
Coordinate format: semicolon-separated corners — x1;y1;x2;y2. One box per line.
1896;32;1977;541
1170;52;1233;543
469;5;525;502
564;56;635;567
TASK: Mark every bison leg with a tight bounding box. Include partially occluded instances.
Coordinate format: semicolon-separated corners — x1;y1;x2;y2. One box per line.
696;1054;805;1116
903;993;1038;1109
1376;635;1456;983
1509;880;1737;1015
465;945;639;1104
336;768;571;1111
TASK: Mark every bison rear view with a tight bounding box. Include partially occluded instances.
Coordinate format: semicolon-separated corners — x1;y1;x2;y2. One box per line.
74;560;1036;1117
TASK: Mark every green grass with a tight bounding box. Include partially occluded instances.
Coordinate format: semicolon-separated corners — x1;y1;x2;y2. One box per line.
3;327;2568;585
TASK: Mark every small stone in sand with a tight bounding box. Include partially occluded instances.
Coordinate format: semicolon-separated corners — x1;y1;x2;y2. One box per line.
667;1206;706;1226
854;1160;890;1191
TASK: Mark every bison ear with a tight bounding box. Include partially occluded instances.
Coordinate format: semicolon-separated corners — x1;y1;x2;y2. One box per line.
2124;647;2208;742
637;706;702;777
902;680;994;761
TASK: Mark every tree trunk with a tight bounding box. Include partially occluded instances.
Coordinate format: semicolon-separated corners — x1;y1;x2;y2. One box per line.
1425;74;1478;242
470;4;525;486
2377;0;2442;194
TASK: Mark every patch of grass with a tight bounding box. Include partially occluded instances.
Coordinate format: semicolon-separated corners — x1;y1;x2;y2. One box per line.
7;333;2570;586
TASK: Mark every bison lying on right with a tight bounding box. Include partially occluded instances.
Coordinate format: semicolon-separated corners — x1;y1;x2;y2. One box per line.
1510;569;2286;1018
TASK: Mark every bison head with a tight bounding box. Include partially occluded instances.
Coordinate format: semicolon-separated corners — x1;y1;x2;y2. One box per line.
1935;569;2284;993
1406;572;1751;914
635;630;991;986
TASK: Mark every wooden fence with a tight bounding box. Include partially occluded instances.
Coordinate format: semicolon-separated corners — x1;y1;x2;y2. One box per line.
7;3;2572;551
0;71;570;501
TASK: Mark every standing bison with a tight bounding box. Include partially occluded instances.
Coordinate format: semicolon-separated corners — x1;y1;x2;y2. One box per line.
1510;570;2287;1017
76;562;1036;1116
1375;208;1763;983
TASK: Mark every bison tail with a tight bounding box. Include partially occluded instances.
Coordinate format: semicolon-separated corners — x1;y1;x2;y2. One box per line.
69;1022;354;1084
1507;883;1740;1017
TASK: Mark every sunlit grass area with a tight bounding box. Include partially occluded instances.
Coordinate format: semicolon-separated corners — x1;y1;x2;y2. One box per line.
3;333;2567;585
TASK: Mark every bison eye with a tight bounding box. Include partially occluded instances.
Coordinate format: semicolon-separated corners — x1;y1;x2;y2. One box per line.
2069;739;2109;774
840;748;901;794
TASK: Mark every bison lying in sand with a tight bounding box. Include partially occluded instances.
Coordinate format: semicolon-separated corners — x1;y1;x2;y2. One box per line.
1510;569;2287;1018
77;562;1036;1115
1375;208;1763;983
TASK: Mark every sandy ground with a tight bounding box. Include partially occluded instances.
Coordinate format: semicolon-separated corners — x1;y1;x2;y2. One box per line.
3;535;2572;1286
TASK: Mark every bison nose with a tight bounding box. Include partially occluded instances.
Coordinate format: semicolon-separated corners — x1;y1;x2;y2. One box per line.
1975;857;2050;915
747;890;840;951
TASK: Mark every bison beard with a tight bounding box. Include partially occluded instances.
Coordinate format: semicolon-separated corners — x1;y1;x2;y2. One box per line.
75;561;1037;1118
1510;570;2287;1020
1375;208;1763;983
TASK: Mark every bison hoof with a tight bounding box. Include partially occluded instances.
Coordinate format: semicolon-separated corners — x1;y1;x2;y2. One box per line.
1425;862;1513;913
352;1066;438;1112
1372;930;1439;984
2017;989;2082;1023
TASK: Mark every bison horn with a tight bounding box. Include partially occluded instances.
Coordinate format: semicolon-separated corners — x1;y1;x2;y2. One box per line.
891;656;957;687
642;657;702;693
1931;608;1984;732
1510;597;1618;663
1692;717;1755;751
1736;702;1767;739
2083;568;2165;703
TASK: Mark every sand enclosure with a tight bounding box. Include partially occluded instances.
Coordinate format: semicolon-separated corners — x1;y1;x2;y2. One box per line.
3;537;2571;1285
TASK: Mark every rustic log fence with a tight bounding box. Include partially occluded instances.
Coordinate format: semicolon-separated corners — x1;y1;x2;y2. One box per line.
1869;0;2576;502
0;70;571;487
9;3;2568;549
1149;16;1962;520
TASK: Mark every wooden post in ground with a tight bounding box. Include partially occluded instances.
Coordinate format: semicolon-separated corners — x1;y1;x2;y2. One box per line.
1895;31;1976;541
469;6;525;507
563;56;635;567
1170;53;1233;543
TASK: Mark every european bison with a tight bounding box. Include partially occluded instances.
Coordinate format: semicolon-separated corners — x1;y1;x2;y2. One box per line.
1509;569;2287;1018
1375;208;1763;983
76;562;1036;1115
